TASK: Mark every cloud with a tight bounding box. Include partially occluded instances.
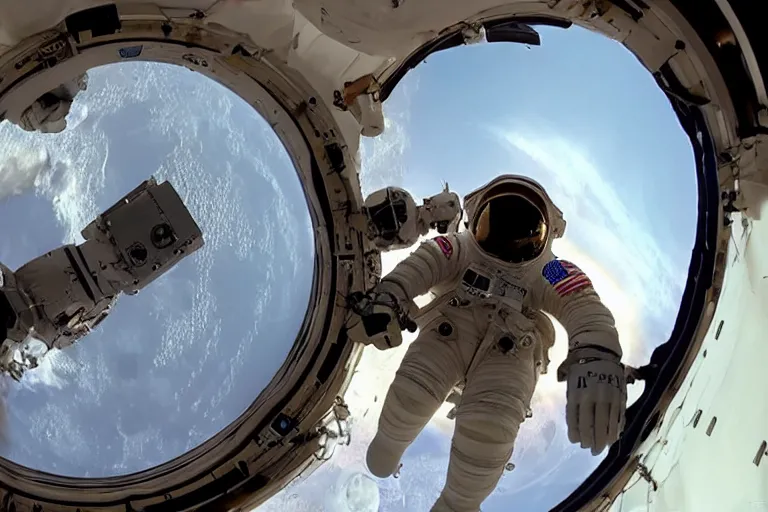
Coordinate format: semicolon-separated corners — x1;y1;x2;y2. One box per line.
0;145;51;201
495;128;685;345
358;76;420;196
17;349;73;390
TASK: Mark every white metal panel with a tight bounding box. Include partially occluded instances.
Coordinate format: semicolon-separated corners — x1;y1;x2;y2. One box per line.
615;201;768;511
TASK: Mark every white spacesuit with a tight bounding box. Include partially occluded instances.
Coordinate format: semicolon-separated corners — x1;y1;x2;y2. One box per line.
347;174;627;511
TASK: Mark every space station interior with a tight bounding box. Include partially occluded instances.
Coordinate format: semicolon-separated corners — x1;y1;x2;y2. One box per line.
0;0;765;511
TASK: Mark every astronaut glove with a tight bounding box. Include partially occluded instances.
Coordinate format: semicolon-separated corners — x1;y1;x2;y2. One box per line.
557;346;627;455
346;294;403;351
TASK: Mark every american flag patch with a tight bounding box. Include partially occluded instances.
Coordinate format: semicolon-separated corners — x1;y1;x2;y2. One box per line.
542;260;593;297
434;236;453;259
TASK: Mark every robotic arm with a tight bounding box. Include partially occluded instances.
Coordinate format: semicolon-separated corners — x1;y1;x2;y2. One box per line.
0;177;204;380
362;184;461;251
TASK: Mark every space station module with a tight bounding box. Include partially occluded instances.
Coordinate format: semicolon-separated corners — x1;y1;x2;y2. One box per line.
0;178;204;380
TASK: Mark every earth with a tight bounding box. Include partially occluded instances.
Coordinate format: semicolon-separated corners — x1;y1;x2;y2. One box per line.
0;60;607;511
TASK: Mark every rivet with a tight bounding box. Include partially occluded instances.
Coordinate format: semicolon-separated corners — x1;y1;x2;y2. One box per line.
692;409;702;428
438;322;453;337
706;416;717;436
753;440;767;466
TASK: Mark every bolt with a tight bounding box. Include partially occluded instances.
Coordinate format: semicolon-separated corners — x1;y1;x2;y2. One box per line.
758;108;768;128
438;322;453;337
498;337;515;353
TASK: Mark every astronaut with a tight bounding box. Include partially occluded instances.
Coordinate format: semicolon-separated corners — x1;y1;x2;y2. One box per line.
347;174;627;511
363;184;462;251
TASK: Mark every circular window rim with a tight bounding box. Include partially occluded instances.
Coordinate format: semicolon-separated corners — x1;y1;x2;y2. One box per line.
0;15;375;511
0;1;757;510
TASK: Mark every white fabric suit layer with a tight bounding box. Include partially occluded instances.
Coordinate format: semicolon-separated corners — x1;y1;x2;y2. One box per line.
367;229;623;512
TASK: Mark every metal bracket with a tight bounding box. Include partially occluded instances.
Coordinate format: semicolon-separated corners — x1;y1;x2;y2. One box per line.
313;396;352;461
625;363;657;384
333;74;385;137
732;135;768;185
333;74;379;110
461;23;486;45
636;461;659;491
719;134;768;221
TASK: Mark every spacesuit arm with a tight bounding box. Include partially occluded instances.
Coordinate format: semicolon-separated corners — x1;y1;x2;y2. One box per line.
538;259;622;358
376;234;463;308
539;258;627;454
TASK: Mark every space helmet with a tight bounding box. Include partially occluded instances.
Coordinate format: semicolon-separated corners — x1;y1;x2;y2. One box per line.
463;175;566;264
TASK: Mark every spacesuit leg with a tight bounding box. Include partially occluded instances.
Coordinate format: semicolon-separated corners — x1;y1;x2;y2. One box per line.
432;344;537;512
367;321;466;478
